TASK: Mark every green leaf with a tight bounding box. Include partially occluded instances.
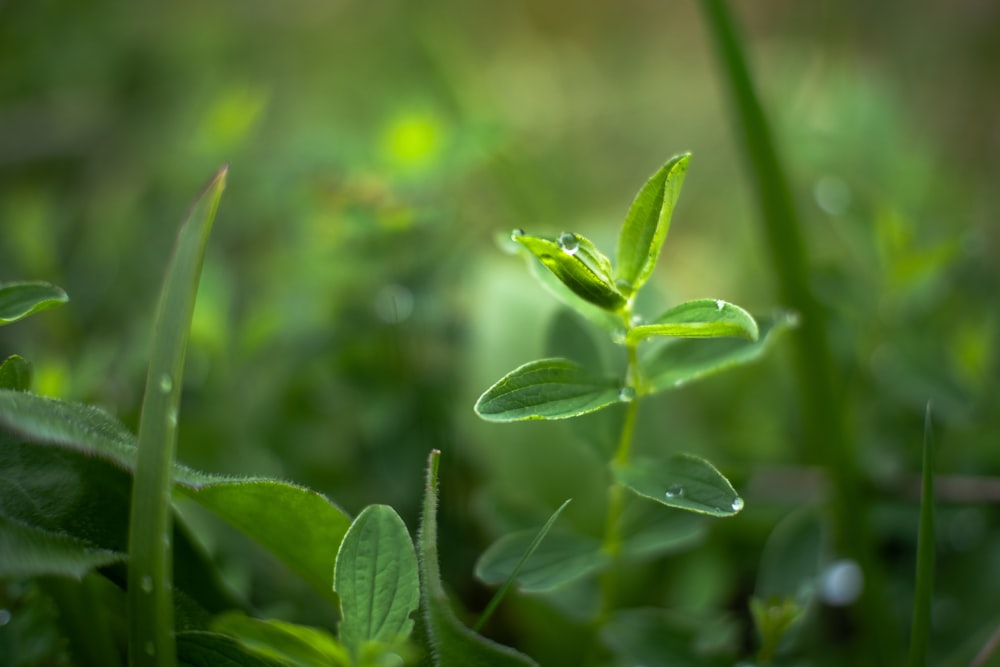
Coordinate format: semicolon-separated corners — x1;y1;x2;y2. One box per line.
128;165;228;667
614;453;743;517
0;513;126;578
475;530;606;594
615;154;691;295
0;281;69;325
334;505;420;657
618;501;707;560
475;358;623;422
176;630;290;667
642;312;796;393
522;250;622;334
0;355;31;391
513;231;628;312
418;450;539;666
0;390;352;603
628;298;758;344
545;310;603;368
212;613;351;667
908;403;936;667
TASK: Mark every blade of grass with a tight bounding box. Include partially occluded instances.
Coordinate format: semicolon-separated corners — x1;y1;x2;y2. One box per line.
473;498;572;632
127;166;227;667
698;2;896;662
908;403;935;667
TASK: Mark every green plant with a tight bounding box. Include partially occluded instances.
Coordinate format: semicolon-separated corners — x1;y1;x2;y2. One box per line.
472;153;794;662
0;171;554;666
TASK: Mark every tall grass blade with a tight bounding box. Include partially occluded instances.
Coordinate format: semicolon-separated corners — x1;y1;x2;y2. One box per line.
908;402;936;667
127;166;227;667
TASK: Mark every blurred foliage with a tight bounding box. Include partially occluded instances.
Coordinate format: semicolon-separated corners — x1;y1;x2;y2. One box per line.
1;0;999;665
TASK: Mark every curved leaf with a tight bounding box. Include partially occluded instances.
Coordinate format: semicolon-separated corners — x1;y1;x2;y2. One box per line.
0;281;68;325
334;505;419;656
614;453;743;517
176;630;289;667
514;232;627;312
628;299;758;344
642;312;796;393
418;450;539;666
0;355;31;391
475;358;622;422
615;154;691;295
0;513;126;578
212;613;351;667
0;389;351;602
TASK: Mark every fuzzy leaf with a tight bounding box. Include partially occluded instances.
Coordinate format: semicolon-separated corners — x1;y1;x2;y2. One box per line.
0;281;69;325
514;232;627;312
475;358;622;422
334;505;420;656
615;154;691;295
0;389;351;602
614;453;743;517
628;299;758;344
0;355;31;391
642;312;796;393
418;450;539;666
0;513;126;578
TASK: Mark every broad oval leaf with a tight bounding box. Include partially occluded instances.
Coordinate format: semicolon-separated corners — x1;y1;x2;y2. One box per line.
628;299;759;344
418;450;539;667
0;355;31;391
475;358;623;422
0;389;352;602
614;453;743;517
0;281;69;325
475;530;606;594
334;505;419;655
615;154;691;295
642;312;796;394
514;232;627;312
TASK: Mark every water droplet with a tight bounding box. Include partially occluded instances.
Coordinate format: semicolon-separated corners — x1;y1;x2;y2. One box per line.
510;228;525;241
664;484;684;499
557;232;579;256
618;386;636;402
672;378;686;388
0;609;11;626
144;641;156;656
731;496;745;512
140;575;154;593
158;373;173;393
820;559;863;606
716;299;725;311
630;314;643;326
166;410;178;428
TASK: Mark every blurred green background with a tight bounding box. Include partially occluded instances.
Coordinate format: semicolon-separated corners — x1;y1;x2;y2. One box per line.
2;0;998;664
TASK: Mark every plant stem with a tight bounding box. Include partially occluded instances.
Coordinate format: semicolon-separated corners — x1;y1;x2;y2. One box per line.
698;2;897;662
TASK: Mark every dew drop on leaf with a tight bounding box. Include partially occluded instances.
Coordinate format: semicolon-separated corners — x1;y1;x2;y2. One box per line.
611;327;627;345
158;373;173;393
731;496;745;512
665;484;684;499
510;228;525;241
716;299;725;311
618;386;636;402
140;575;154;593
557;232;579;256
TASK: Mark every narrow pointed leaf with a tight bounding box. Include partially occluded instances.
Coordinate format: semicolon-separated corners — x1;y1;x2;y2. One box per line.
614;453;743;517
334;505;420;656
628;299;758;344
475;358;622;422
212;613;351;667
418;450;539;666
514;232;627;312
643;312;796;393
0;355;31;391
908;403;936;667
0;389;352;603
615;154;691;295
129;165;227;667
0;281;68;325
475;530;606;594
